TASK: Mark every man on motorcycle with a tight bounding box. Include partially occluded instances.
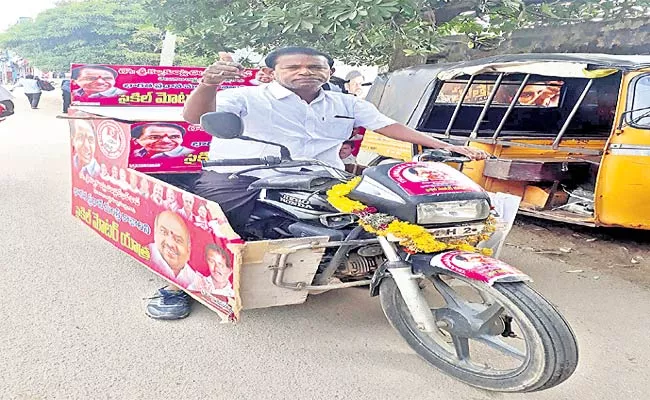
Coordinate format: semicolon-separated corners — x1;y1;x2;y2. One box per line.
146;46;489;320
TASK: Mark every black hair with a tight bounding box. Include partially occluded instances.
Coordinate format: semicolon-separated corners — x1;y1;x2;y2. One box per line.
71;65;118;80
25;74;35;79
342;141;354;148
264;46;334;69
131;123;186;139
205;243;232;269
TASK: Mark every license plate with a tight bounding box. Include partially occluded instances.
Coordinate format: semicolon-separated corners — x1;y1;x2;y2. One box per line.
428;224;483;238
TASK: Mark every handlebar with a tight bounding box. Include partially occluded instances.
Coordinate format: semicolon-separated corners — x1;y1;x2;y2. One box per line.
418;149;471;163
201;156;352;180
202;156;281;168
418;149;495;163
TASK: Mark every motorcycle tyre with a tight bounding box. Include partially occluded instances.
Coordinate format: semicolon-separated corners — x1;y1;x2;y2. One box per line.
379;277;578;392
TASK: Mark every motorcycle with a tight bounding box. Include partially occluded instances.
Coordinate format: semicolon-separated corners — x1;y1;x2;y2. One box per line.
200;111;579;392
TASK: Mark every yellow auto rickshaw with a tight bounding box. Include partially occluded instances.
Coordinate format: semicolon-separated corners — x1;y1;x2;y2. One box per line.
360;53;650;230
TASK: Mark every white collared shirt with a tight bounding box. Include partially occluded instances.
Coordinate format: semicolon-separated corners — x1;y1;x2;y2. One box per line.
13;78;41;94
207;81;395;176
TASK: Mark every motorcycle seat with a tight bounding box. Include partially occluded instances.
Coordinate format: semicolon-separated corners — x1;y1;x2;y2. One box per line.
248;172;340;192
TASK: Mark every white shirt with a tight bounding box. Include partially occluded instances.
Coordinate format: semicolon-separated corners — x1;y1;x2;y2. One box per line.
13;78;41;94
200;278;235;298
207;81;395;176
341;154;357;165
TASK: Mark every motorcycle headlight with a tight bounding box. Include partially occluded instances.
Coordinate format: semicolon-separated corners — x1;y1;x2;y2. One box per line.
417;199;490;225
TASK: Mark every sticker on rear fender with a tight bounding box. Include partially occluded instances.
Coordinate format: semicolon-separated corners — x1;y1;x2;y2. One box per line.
432;251;531;285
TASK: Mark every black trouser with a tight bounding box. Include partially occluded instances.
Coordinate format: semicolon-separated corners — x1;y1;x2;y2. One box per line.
194;171;260;232
25;93;41;109
62;92;71;113
154;171;260;232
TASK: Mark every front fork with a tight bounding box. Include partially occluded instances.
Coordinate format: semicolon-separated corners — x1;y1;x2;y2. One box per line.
377;237;440;333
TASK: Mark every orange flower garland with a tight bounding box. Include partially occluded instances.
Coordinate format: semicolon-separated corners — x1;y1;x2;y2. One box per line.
327;177;495;255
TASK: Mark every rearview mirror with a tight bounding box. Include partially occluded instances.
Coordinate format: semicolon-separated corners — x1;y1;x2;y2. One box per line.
200;112;243;139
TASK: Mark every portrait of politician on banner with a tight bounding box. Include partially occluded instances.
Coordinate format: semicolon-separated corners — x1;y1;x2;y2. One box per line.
71;120;101;178
131;123;194;159
69;116;130;179
72;65;128;101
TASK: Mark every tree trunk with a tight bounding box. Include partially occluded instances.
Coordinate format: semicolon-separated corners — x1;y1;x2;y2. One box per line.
160;31;177;66
388;39;427;72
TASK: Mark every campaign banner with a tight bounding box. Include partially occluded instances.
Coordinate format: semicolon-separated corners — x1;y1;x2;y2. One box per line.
389;162;484;196
68;111;243;322
70;64;261;107
128;121;213;173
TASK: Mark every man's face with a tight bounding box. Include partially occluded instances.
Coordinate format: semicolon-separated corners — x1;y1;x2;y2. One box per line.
75;68;116;95
346;76;364;96
197;206;207;218
73;122;96;166
206;249;232;286
272;54;331;92
166;188;176;202
154;211;191;273
153;184;164;200
182;195;194;214
519;84;561;106
137;125;183;154
339;144;353;159
255;69;274;84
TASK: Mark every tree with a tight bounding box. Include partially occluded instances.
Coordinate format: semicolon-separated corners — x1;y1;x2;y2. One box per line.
0;0;163;72
145;0;650;69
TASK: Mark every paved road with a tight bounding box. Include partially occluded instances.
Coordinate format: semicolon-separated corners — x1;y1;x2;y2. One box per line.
1;89;648;399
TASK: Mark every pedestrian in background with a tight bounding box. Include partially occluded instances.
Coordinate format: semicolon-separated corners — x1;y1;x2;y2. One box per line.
11;74;42;109
61;78;71;113
344;70;365;97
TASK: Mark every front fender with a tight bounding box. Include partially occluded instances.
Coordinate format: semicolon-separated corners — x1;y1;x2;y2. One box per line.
412;251;531;285
369;251;530;297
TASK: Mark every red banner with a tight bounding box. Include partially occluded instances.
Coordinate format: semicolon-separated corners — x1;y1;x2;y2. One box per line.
128;121;212;173
70;64;260;107
389;162;483;196
69;64;261;173
69;111;243;321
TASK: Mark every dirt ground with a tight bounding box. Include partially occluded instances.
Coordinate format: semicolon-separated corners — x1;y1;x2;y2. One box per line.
507;216;650;289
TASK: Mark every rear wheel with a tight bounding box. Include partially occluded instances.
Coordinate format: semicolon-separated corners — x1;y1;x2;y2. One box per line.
379;274;578;392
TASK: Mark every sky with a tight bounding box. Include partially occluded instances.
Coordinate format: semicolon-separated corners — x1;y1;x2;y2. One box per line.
0;0;57;31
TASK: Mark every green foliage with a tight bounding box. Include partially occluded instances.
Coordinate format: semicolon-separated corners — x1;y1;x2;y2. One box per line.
145;0;650;67
5;0;648;70
146;0;443;66
0;0;163;71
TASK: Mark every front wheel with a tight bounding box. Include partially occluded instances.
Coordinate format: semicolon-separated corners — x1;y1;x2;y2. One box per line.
379;274;578;392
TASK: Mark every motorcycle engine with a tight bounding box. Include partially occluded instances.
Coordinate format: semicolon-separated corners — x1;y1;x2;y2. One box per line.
335;245;385;281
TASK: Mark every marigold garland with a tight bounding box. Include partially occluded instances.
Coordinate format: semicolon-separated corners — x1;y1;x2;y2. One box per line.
327;177;495;256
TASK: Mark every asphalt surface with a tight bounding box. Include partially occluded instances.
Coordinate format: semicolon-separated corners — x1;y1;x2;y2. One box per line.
1;89;649;399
